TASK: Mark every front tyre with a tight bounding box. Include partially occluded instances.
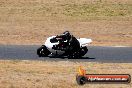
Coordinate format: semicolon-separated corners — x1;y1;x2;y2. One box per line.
37;45;51;57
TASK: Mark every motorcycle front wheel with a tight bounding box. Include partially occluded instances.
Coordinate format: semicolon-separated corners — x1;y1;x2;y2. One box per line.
37;45;51;57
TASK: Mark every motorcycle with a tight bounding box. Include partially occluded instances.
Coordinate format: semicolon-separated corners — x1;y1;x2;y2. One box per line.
37;35;92;58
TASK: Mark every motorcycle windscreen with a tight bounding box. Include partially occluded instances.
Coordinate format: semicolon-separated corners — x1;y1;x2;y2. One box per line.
50;38;58;43
45;36;65;55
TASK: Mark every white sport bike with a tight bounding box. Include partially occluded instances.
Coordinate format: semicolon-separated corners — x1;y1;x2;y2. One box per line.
37;36;92;58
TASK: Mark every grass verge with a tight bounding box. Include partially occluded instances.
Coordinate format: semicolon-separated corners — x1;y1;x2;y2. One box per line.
0;60;131;88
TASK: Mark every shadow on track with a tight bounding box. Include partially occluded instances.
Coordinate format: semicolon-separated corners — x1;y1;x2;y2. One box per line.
49;56;95;60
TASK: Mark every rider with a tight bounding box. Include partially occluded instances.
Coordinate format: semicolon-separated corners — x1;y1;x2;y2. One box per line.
56;31;80;55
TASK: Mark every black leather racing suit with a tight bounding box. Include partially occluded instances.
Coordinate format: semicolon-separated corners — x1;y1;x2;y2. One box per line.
55;35;80;55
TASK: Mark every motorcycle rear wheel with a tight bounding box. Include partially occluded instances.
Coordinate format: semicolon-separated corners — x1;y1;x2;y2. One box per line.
80;47;88;56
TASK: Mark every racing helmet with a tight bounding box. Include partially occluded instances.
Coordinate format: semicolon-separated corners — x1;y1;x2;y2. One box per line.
63;31;70;36
63;31;71;39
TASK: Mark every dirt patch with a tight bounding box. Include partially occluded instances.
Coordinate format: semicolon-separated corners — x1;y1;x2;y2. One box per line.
0;60;131;88
0;0;132;46
0;20;132;46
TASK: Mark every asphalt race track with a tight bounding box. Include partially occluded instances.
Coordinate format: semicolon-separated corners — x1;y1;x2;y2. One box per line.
0;45;132;63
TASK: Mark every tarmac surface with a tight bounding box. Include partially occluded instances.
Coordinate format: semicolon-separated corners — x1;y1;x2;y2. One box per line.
0;45;132;63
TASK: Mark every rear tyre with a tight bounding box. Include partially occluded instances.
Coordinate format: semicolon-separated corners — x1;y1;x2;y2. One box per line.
37;45;51;57
80;47;88;57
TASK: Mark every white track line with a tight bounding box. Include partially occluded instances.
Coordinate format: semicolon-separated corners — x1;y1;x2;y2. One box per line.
91;45;130;47
114;46;129;47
